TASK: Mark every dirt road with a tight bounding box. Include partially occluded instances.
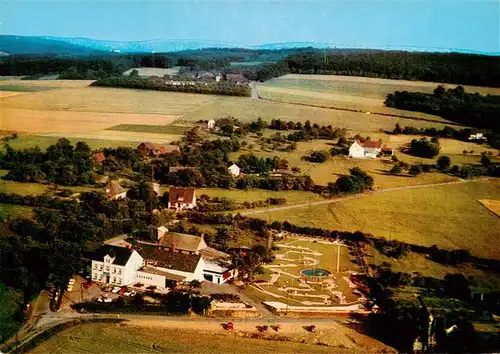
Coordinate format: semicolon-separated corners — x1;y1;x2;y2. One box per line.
240;179;471;216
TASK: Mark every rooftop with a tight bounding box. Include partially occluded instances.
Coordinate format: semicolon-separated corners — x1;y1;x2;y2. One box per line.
169;187;196;204
138;267;186;281
106;180;127;197
158;232;205;252
92;245;134;266
138;245;202;273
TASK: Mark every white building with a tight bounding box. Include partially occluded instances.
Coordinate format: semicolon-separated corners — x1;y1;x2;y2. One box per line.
91;246;143;286
469;133;487;141
228;163;241;177
106;181;128;200
349;139;382;159
168;187;196;211
207;119;216;130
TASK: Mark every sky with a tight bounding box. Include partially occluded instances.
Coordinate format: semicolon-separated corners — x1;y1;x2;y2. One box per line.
2;0;499;53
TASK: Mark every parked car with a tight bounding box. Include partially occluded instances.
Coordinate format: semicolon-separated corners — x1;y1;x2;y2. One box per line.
119;288;126;295
123;291;132;297
129;291;137;297
308;325;316;332
226;322;234;330
111;287;121;293
68;279;75;285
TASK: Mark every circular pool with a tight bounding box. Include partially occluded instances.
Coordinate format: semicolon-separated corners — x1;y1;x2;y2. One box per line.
300;268;331;277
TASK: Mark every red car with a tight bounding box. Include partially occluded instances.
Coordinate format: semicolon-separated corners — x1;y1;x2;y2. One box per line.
226;322;234;330
118;288;126;295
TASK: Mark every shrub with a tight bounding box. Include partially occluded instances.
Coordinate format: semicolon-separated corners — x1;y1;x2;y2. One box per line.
409;165;422;176
436;156;451;170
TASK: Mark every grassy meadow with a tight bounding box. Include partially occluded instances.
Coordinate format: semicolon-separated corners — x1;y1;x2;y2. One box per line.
0;204;33;219
254;180;500;259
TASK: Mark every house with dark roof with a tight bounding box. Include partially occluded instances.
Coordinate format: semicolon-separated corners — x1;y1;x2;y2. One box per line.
168;187;196;211
349;139;383;159
91;245;144;286
106;180;128;200
137;244;205;283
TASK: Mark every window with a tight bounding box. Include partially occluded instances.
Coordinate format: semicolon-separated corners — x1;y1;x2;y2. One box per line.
118;269;122;275
99;265;103;271
112;268;116;274
93;264;97;270
105;266;110;272
112;277;116;283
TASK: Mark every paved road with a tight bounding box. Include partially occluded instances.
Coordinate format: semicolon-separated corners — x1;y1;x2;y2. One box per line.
240;179;471;216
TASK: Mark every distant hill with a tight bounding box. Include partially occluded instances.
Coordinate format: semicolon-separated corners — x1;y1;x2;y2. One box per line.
2;35;497;56
0;35;101;56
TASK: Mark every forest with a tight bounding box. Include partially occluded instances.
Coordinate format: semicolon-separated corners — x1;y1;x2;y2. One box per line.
385;86;500;132
284;50;500;87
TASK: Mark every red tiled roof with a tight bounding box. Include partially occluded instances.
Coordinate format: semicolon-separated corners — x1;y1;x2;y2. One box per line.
169;187;195;205
357;139;382;149
138;142;156;151
93;152;106;164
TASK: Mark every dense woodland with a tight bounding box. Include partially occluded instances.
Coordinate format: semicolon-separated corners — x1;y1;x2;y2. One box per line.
385;86;500;132
284;50;500;87
92;76;251;97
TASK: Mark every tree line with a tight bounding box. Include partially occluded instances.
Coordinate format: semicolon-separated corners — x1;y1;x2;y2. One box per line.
1;139;94;186
92;76;251;97
385;86;500;132
284;50;500;87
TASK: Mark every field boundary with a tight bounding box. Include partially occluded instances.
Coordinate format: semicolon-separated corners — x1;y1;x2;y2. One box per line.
240;179;472;215
259;97;464;127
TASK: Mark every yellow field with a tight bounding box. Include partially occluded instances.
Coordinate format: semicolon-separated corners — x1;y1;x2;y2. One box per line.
29;321;391;353
258;74;500;124
254;180;500;259
0;91;25;99
479;200;500;217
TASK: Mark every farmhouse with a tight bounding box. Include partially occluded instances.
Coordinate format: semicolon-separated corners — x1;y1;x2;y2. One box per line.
106;180;128;200
228;163;241;177
168;187;196;211
349;139;382;158
207;119;216;130
469;133;487;141
137;142;180;157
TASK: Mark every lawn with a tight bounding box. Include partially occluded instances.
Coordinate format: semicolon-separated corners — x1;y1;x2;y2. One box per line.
0;203;33;219
253;180;500;259
0;179;49;195
30;322;335;354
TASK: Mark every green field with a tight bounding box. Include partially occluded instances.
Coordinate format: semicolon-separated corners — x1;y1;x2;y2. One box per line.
0;179;49;195
105;124;191;135
195;188;323;205
30;323;335;354
0;85;54;92
230;138;461;188
254;180;500;259
0;203;33;219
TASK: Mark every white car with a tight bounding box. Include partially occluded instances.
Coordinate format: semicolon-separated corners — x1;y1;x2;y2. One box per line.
103;297;113;303
123;291;132;297
67;285;73;292
68;279;75;285
111;287;121;293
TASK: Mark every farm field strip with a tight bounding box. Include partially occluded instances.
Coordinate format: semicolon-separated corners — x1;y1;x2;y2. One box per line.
275;74;500;96
252;180;500;259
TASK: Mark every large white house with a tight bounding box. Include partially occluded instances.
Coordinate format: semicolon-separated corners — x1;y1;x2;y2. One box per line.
91;246;143;286
349;139;382;159
207;119;216;130
228;163;241;177
92;228;235;288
